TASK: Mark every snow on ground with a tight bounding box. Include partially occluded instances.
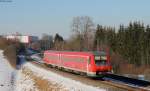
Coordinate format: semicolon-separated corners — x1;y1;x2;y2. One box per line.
23;62;106;91
0;49;106;91
14;69;39;91
0;50;14;91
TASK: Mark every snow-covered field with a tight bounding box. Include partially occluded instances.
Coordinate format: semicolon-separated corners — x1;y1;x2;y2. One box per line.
14;69;39;91
19;62;106;91
0;49;106;91
0;50;14;91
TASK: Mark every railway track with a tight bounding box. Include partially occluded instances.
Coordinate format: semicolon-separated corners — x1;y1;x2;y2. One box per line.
103;74;150;87
98;74;150;91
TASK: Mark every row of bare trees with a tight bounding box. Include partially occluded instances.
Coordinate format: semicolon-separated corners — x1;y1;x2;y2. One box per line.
38;16;95;51
69;16;95;51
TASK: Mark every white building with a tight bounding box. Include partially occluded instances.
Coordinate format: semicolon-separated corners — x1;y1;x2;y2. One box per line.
5;35;38;44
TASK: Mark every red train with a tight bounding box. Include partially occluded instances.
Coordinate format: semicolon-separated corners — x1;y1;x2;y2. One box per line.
43;50;112;77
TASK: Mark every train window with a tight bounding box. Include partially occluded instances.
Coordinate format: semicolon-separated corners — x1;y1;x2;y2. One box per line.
95;56;107;66
61;56;85;62
48;55;58;60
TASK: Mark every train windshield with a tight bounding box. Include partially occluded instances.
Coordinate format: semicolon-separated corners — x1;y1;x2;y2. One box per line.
94;55;107;66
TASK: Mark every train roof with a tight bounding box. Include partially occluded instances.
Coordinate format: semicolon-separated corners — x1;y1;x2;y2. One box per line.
92;51;106;56
45;50;107;56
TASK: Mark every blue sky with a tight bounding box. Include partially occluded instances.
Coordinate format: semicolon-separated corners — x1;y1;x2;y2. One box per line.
0;0;150;39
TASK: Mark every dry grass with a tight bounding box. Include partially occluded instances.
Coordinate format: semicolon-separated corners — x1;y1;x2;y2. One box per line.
118;64;150;75
3;45;17;69
111;53;150;77
0;38;17;68
0;38;10;49
22;67;68;91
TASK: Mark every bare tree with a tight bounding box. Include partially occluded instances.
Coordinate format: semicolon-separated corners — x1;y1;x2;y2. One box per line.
71;16;95;51
54;33;64;50
40;33;53;50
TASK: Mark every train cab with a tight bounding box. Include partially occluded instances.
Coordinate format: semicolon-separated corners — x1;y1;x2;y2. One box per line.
87;51;112;76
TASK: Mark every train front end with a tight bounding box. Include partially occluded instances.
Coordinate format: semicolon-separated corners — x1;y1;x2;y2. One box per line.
87;51;112;77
